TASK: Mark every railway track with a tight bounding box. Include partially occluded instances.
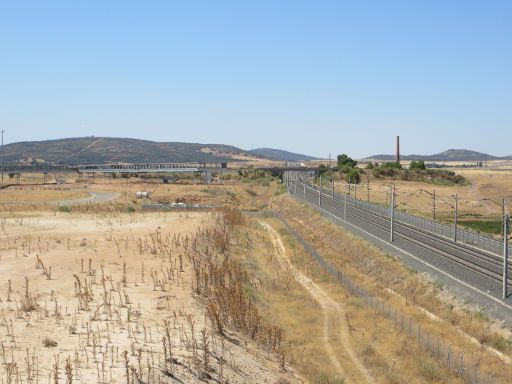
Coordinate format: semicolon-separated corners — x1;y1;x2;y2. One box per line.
294;180;512;293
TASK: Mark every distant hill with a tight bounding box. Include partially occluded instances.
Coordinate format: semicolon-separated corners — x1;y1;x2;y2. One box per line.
1;137;254;166
364;149;504;162
249;148;318;161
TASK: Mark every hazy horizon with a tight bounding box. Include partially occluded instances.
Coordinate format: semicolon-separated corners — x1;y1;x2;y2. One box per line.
1;1;510;158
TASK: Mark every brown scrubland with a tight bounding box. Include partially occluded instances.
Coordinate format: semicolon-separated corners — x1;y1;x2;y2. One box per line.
0;168;510;383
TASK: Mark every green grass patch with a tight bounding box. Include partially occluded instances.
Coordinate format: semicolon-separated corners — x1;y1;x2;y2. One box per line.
460;220;502;234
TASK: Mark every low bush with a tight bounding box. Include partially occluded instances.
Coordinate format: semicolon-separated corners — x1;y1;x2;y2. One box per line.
58;205;71;213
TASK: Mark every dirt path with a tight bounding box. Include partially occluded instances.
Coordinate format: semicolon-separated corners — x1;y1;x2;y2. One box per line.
68;137;105;158
470;180;494;214
261;221;375;384
57;190;120;205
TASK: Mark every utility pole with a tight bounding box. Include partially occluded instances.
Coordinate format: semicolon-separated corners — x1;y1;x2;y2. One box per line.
502;197;506;240
420;189;436;220
503;213;509;300
433;190;436;221
367;176;370;202
1;130;4;183
453;194;458;242
479;197;509;299
390;185;395;242
331;179;334;198
319;174;322;206
354;184;357;206
344;184;348;220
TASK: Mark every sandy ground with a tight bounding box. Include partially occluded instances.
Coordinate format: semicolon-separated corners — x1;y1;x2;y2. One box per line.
0;211;300;383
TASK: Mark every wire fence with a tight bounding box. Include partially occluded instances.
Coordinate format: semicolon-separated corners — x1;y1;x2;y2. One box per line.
275;211;500;384
285;171;502;256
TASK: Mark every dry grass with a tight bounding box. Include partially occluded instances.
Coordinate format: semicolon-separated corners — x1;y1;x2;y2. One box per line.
2;174;511;383
333;168;512;224
229;217;345;383
270;194;512;382
0;205;301;383
0;188;88;202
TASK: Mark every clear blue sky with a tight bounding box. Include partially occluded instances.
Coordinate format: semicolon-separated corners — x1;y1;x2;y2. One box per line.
1;1;510;158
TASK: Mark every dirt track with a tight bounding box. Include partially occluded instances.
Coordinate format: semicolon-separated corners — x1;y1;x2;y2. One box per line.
261;221;375;384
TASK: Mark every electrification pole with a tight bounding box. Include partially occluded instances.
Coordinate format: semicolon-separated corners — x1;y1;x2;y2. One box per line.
502;197;505;240
453;194;458;242
390;185;395;242
1;130;4;183
344;184;348;220
480;197;509;299
503;213;509;300
433;190;436;221
319;174;322;206
420;189;437;220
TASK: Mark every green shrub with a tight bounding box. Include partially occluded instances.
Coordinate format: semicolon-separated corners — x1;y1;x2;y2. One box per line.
58;205;71;213
381;161;402;169
409;160;426;170
345;168;360;184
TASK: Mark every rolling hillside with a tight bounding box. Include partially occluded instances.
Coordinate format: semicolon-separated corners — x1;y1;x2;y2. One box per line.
364;149;504;162
1;137;251;166
249;148;319;161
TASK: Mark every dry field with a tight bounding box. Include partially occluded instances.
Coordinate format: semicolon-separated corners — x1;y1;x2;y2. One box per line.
1;174;511;384
333;168;512;222
0;187;89;203
0;202;302;383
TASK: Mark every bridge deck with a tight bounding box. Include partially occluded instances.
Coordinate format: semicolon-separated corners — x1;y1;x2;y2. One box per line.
77;162;223;174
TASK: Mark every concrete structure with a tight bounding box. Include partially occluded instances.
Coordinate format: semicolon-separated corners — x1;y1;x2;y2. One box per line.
77;162;226;174
396;136;400;164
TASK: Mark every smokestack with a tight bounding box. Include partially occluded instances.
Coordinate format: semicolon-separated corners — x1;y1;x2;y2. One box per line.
396;136;400;164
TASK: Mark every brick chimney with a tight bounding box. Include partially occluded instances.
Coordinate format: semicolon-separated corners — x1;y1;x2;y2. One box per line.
396;136;400;164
